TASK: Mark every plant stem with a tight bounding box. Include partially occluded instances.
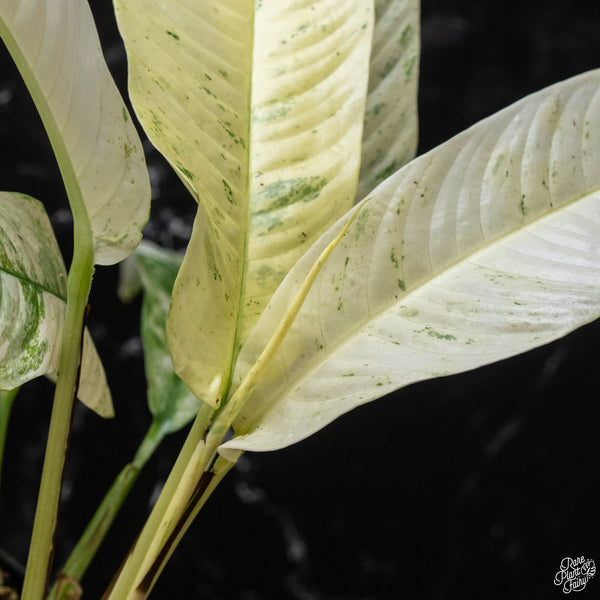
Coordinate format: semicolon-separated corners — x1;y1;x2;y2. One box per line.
105;207;360;600
134;455;235;596
0;387;19;498
21;236;94;600
103;402;215;600
47;420;166;600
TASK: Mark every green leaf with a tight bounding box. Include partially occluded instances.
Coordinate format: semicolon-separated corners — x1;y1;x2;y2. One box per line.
357;0;420;201
0;0;150;266
219;69;600;455
0;193;111;417
115;0;375;406
133;242;200;434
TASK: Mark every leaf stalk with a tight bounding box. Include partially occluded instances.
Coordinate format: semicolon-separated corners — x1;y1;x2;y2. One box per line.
21;230;95;600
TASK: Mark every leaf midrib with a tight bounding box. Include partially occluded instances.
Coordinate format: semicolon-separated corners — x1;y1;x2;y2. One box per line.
220;3;256;407
239;179;600;431
0;9;94;261
0;265;66;301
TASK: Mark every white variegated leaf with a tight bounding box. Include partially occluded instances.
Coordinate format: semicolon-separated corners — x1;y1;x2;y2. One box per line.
357;0;420;201
0;0;150;265
220;69;600;456
115;0;375;406
0;193;111;416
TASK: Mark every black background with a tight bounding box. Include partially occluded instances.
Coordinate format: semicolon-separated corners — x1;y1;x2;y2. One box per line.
1;1;600;599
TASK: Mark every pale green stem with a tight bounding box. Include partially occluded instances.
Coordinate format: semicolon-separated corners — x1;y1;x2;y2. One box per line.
47;419;166;600
22;234;94;600
105;208;360;600
103;402;214;600
132;455;236;596
0;387;19;498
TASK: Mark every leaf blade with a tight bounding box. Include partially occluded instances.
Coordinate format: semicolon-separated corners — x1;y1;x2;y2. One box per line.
133;242;200;435
357;0;420;201
220;69;600;454
0;0;150;265
115;0;254;406
0;192;111;416
115;0;375;406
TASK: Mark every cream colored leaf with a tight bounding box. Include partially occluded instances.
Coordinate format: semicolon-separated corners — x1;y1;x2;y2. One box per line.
115;0;374;405
0;193;111;417
357;0;420;201
220;69;600;455
0;0;150;265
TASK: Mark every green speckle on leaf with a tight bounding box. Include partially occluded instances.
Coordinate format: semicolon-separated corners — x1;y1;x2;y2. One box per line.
492;154;505;176
222;179;234;204
379;57;398;79
414;326;456;341
520;194;528;217
201;86;217;99
149;110;164;134
253;104;292;123
403;55;417;79
166;30;180;40
252;176;327;214
400;24;412;46
366;103;386;119
399;306;419;318
372;103;385;116
122;107;128;122
397;279;405;291
218;120;246;148
427;329;456;341
178;165;194;181
123;143;135;159
0;282;49;381
375;160;397;182
390;250;399;268
254;264;280;286
152;77;165;91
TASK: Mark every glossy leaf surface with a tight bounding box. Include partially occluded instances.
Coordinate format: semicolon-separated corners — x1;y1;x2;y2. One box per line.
115;0;375;405
0;193;111;416
357;0;420;201
220;69;600;455
133;242;200;435
0;0;150;265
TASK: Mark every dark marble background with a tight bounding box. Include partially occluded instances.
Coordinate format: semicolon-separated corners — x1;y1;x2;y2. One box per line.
1;1;599;598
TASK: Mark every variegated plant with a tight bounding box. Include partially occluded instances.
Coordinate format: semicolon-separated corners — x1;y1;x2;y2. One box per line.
1;0;599;598
0;0;150;597
104;0;600;598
